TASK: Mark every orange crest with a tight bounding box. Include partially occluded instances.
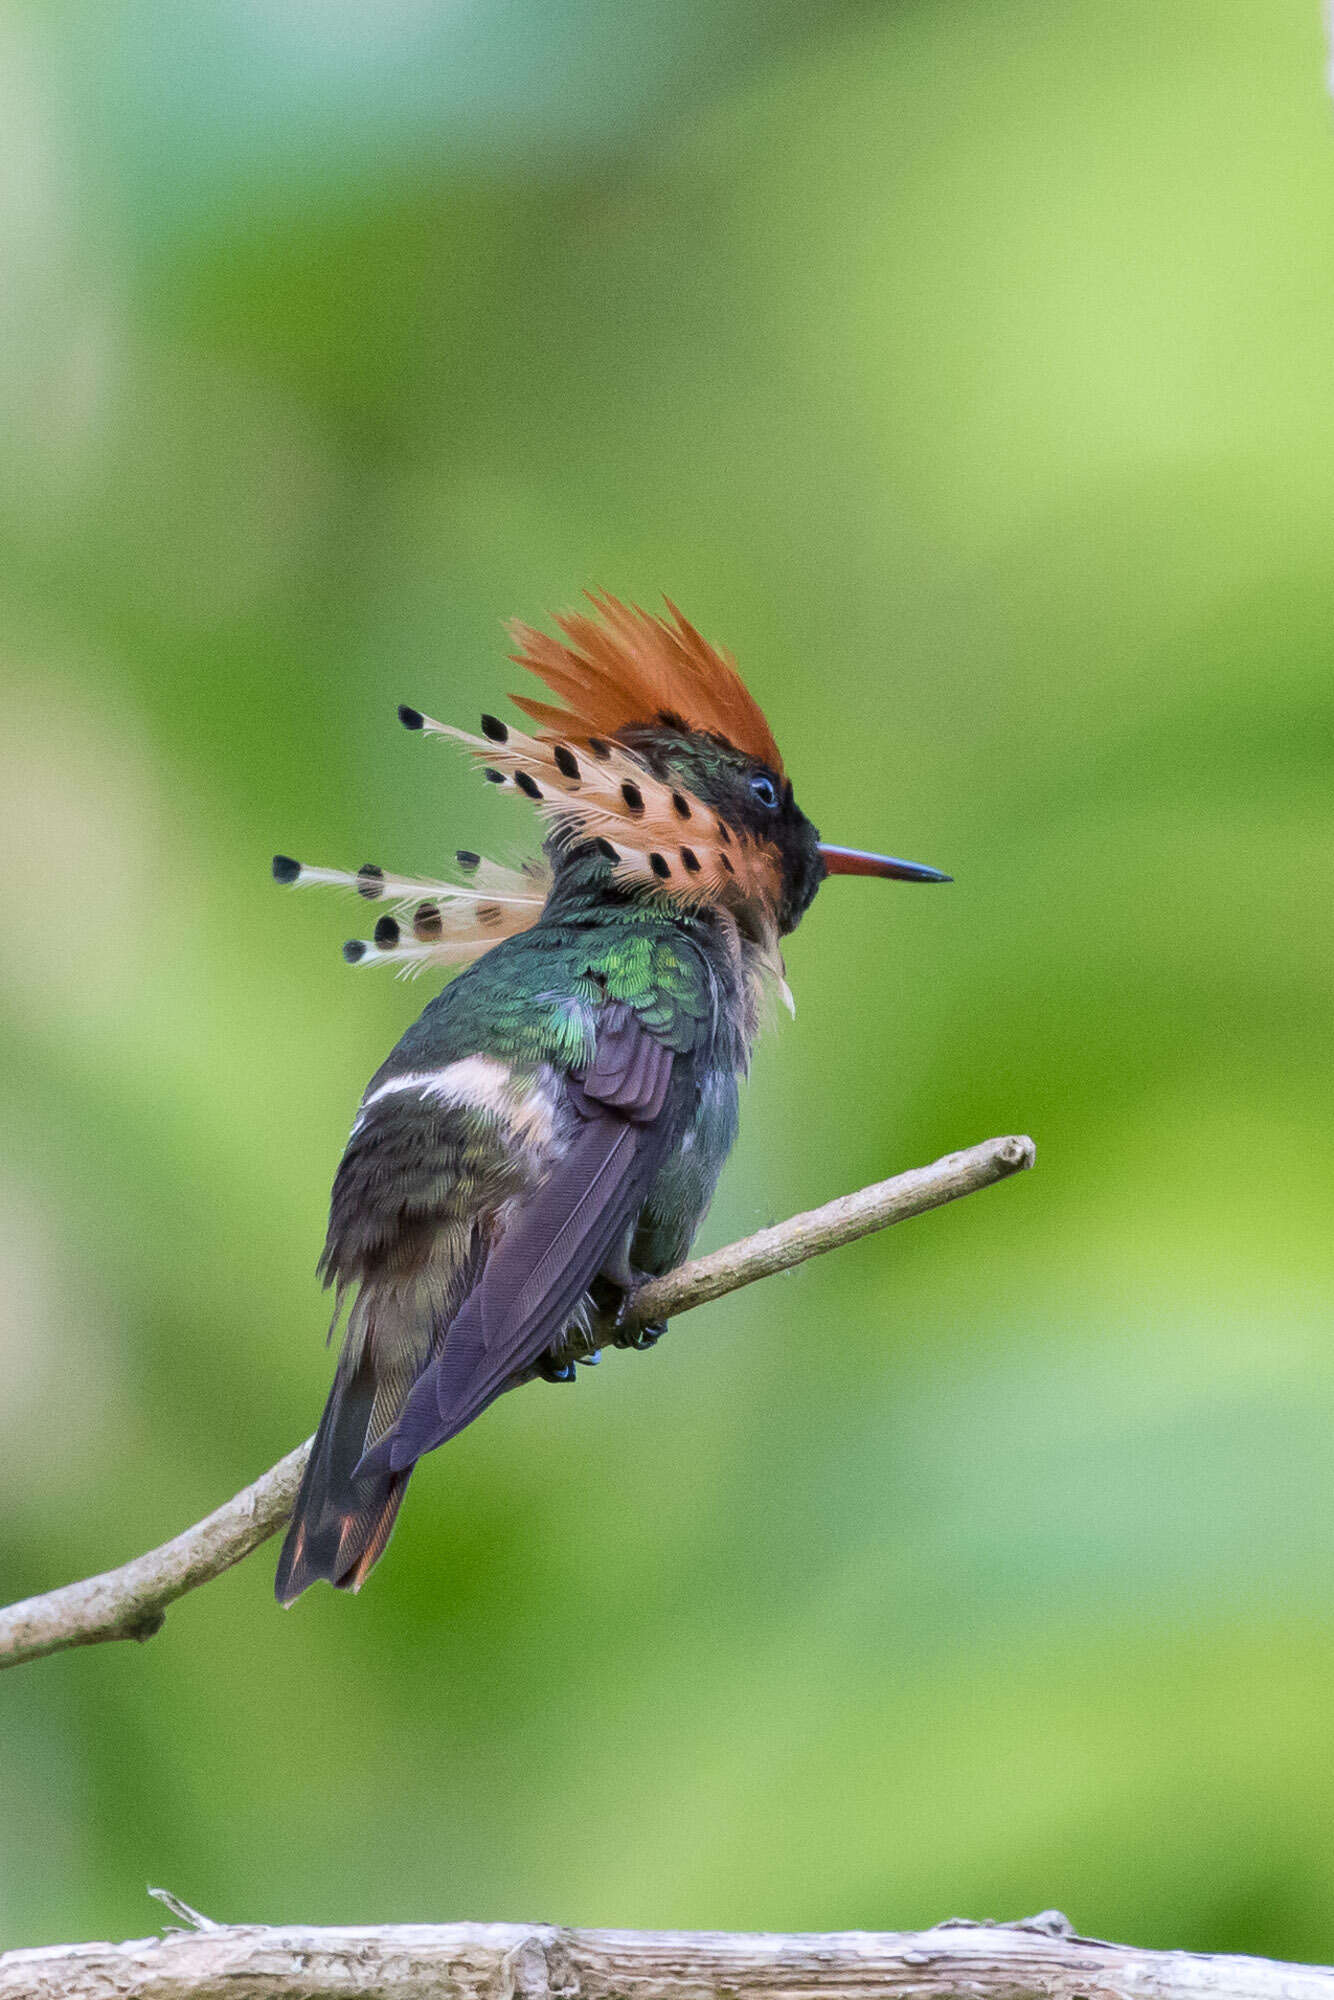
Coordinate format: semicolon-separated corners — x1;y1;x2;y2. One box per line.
508;592;783;774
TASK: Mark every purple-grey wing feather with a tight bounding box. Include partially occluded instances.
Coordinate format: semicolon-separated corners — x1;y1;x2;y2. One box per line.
355;1007;676;1478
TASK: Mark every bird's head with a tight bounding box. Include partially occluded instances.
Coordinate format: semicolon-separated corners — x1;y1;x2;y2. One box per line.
504;592;949;938
280;593;947;976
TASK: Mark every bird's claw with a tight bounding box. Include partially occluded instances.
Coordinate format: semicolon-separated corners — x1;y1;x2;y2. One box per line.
589;1266;668;1353
619;1318;666;1351
536;1354;577;1384
611;1287;667;1351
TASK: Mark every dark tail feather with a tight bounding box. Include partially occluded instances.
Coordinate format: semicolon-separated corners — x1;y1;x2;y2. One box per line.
275;1347;411;1605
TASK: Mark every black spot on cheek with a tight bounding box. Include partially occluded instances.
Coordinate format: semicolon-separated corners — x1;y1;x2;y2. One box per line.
373;916;401;948
480;713;509;743
455;849;481;872
343;940;367;963
620;781;645;814
649;852;671;879
477;902;504;927
413;902;444;941
671;791;692;819
482;768;506;785
719;852;736;875
514;770;543;800
587;737;612;760
594;838;620;862
680;847;701;874
356;863;385;899
552;745;580;781
398;704;424;731
272;854;300;884
716;820;732;845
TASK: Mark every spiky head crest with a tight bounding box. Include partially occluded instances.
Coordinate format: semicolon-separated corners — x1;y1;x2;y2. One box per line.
508;592;784;775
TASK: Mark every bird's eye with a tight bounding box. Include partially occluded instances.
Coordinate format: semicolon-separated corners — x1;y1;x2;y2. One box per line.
749;774;779;809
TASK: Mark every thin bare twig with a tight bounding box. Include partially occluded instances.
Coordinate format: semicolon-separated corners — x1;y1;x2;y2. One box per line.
0;1135;1034;1672
3;1911;1330;2000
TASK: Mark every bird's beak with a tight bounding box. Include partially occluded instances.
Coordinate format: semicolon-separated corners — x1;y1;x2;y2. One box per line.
819;843;952;884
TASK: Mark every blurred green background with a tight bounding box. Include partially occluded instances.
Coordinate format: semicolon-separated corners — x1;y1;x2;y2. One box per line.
3;0;1333;1961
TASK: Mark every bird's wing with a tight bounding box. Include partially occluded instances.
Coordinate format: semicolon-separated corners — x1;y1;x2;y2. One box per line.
354;1004;677;1478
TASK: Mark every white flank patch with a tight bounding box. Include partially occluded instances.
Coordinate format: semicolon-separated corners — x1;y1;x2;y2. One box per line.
354;1056;557;1153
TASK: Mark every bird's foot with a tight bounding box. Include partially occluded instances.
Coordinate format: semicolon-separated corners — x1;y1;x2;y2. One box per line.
534;1330;602;1382
618;1317;667;1351
610;1283;667;1352
588;1268;667;1353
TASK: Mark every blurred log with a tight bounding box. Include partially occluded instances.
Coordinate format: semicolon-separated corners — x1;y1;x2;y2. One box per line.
4;1912;1332;2000
0;1135;1034;1672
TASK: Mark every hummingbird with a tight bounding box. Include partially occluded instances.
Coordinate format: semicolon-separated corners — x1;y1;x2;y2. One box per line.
272;593;949;1603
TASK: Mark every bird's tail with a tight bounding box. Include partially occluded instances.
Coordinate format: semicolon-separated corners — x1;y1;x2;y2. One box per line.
275;1287;433;1605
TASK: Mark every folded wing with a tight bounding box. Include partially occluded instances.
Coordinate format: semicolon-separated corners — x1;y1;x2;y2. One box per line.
355;1005;677;1479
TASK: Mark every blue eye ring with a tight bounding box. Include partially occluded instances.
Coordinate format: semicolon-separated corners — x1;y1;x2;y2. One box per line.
750;774;780;809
